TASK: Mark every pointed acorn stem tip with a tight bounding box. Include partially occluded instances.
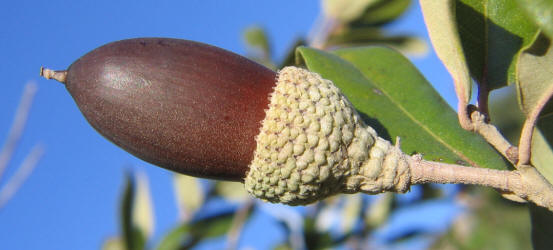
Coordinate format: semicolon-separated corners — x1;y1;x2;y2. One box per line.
40;66;67;83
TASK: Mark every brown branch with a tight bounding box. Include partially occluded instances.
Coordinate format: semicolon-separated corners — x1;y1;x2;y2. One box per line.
409;156;553;211
410;157;520;190
469;110;518;164
453;76;517;164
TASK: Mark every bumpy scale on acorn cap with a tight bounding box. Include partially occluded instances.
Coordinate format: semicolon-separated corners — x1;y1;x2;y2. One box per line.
42;38;411;206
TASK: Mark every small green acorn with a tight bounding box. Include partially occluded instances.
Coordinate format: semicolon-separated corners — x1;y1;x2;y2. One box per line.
42;38;410;205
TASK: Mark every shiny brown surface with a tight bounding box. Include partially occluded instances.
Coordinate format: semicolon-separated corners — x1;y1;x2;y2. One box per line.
66;38;276;181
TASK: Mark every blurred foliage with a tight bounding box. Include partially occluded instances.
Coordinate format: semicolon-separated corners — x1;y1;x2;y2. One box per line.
431;188;531;250
317;0;425;54
0;82;43;211
243;26;277;70
105;0;553;249
156;210;236;249
173;174;204;221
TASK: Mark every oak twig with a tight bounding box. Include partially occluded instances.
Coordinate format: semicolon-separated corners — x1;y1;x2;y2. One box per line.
469;110;519;165
410;156;520;189
409;156;553;211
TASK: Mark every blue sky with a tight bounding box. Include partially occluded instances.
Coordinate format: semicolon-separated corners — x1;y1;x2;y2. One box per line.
0;1;456;249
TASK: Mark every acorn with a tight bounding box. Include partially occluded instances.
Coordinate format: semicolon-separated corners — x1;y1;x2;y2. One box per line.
41;38;411;205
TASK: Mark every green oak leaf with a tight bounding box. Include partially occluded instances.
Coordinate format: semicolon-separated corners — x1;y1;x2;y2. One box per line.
517;34;553;184
325;26;427;56
296;46;509;169
421;0;538;99
156;211;236;250
420;0;472;104
120;173;147;250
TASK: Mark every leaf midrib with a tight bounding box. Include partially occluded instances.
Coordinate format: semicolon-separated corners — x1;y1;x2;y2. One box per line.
482;0;490;86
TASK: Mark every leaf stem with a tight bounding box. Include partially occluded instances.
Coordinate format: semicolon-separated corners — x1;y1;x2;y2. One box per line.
518;88;553;165
477;82;490;118
40;67;67;84
457;103;474;131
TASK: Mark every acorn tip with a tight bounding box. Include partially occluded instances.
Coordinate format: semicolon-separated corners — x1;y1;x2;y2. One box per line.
40;66;67;84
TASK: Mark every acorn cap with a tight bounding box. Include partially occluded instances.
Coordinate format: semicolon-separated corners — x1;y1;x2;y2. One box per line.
43;38;276;181
245;67;410;205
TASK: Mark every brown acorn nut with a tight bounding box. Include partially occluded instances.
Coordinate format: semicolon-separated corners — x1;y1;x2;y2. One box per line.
41;38;276;181
42;38;412;205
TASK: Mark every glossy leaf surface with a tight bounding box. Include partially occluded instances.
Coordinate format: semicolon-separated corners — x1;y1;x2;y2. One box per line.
296;46;509;169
